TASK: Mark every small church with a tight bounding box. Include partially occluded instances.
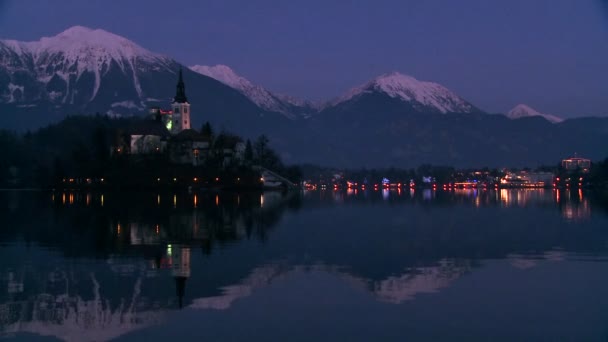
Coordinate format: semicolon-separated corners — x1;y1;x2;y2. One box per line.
119;68;244;167
148;68;191;135
161;68;191;134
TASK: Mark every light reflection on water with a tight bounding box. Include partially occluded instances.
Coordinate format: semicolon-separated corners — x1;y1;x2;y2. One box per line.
0;189;607;341
303;187;594;221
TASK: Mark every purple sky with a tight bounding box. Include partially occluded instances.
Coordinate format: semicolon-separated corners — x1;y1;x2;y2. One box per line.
0;0;607;117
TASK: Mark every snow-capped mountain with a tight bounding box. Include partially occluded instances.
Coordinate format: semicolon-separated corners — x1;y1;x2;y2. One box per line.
1;26;292;133
190;64;316;119
329;72;478;114
0;25;176;111
507;104;563;123
2;27;606;167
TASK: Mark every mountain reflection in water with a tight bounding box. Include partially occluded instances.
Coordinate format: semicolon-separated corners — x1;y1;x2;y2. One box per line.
0;189;607;341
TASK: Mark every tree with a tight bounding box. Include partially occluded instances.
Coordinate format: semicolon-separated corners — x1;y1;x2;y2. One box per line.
252;135;283;170
284;165;303;183
92;125;109;170
200;121;214;139
209;133;226;169
52;157;66;184
71;142;91;177
254;135;269;164
244;139;253;162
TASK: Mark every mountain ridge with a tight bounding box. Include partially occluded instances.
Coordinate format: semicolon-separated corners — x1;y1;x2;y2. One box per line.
507;104;564;123
190;64;316;119
329;72;481;114
1;26;607;167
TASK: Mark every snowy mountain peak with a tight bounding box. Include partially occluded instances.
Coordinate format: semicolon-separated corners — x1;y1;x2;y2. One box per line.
54;25;96;37
30;25;162;60
0;26;174;108
509;104;541;117
190;64;315;119
335;72;476;114
507;104;563;123
1;25;168;72
190;64;254;90
378;71;417;81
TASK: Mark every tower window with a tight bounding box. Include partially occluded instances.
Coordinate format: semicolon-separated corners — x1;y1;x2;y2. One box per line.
174;107;180;114
184;107;188;114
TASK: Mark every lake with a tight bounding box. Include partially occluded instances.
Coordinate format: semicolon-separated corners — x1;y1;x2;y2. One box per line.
1;188;608;341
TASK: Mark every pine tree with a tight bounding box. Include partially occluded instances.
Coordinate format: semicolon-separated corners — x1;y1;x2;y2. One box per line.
200;122;214;139
244;139;253;162
254;134;269;164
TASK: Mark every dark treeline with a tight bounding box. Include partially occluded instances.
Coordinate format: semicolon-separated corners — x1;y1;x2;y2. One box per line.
0;115;123;188
0;115;301;189
2;114;607;189
590;158;608;188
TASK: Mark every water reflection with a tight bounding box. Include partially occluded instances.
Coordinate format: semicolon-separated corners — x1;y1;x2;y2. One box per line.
0;189;607;341
302;188;598;221
0;191;300;339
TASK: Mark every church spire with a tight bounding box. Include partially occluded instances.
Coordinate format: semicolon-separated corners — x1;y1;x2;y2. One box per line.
174;68;188;103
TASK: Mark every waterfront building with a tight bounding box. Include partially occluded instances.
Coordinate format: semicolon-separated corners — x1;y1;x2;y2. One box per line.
500;171;554;187
169;129;211;166
126;120;170;154
562;156;591;173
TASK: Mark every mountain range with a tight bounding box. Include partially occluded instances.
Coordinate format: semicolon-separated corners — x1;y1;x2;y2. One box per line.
1;26;606;167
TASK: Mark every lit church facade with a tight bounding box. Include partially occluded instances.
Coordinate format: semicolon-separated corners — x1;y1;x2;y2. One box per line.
117;68;245;167
163;68;191;134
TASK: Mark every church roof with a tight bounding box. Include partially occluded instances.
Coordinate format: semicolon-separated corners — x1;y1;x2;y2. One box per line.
173;129;211;142
173;68;188;103
126;120;171;137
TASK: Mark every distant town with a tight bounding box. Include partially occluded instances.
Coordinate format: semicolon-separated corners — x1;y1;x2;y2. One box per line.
301;155;597;191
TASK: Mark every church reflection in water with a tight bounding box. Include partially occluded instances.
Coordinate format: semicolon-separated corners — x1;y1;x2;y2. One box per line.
0;189;607;340
0;191;296;340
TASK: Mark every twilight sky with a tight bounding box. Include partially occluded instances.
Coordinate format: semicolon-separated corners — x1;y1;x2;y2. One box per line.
0;0;607;118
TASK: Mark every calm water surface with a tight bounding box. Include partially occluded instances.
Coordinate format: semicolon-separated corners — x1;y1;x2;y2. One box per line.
1;189;608;341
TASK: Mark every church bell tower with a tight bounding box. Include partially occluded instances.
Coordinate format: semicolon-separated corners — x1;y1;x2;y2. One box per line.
170;68;191;134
